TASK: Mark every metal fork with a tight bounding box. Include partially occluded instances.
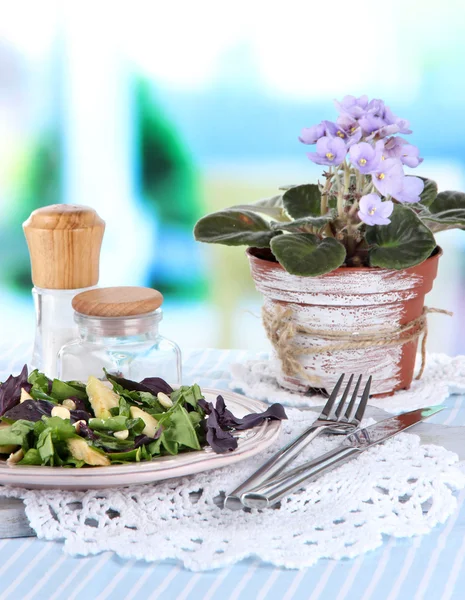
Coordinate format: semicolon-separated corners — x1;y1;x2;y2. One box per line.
224;374;372;510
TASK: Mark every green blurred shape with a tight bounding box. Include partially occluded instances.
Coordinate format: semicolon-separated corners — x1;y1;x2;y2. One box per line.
134;79;208;300
0;131;62;293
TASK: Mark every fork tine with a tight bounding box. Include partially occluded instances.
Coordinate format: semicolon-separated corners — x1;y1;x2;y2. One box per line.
334;374;354;419
344;374;362;421
320;374;345;419
353;375;372;424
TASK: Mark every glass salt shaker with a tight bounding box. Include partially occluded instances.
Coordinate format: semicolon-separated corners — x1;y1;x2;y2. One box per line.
23;204;105;378
57;286;182;384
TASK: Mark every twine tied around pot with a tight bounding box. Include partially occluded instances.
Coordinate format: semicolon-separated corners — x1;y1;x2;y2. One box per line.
262;304;452;384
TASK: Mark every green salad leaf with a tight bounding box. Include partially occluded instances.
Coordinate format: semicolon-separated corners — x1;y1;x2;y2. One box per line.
51;380;87;401
0;420;35;447
163;405;201;451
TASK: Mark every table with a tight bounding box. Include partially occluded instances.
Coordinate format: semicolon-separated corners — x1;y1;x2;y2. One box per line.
0;345;464;600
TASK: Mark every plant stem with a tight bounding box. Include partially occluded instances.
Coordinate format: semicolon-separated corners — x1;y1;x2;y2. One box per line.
334;169;344;216
321;167;332;215
344;162;350;191
346;232;356;258
360;174;366;192
348;201;359;218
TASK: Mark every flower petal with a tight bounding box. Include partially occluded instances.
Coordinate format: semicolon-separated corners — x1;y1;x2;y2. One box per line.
374;216;392;225
378;200;394;218
359;193;381;214
358;210;376;226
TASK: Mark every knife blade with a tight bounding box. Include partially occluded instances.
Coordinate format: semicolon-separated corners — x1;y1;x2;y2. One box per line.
241;405;444;509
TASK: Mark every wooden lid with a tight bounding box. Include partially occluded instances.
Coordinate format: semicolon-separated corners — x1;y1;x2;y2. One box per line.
72;287;163;317
23;204;105;289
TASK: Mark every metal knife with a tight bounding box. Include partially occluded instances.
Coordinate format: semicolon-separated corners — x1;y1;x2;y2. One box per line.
241;405;444;509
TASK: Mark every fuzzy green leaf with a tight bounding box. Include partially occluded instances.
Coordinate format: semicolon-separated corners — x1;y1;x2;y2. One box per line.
422;210;465;232
421;190;465;232
271;212;335;232
366;204;436;269
270;233;346;276
232;195;290;221
194;210;278;247
419;178;438;207
282;184;322;219
430;190;465;214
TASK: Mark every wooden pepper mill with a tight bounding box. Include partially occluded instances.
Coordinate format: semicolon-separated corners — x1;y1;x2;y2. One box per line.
23;204;105;377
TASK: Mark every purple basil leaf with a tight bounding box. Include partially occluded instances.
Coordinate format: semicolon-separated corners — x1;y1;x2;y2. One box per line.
105;430;162;453
134;429;161;448
215;395;243;428
106;373;152;393
69;409;91;424
0;365;30;416
212;396;287;431
68;396;88;413
3;398;90;424
139;377;174;396
205;408;238;454
78;422;99;440
233;403;288;430
198;399;213;415
3;399;53;421
106;373;173;396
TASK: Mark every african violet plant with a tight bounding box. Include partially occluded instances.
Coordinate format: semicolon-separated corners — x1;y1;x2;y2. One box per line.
194;95;465;276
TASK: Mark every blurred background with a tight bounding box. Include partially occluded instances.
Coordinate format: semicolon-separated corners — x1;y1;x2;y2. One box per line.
0;0;464;355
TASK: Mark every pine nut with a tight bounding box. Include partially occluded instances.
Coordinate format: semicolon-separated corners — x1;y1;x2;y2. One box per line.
51;406;71;420
157;392;173;408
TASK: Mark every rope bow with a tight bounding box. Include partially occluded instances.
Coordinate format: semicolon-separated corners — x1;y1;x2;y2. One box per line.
262;304;452;384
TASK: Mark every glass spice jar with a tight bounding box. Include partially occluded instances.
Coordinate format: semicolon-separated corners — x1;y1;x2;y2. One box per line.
57;287;181;384
23;204;105;378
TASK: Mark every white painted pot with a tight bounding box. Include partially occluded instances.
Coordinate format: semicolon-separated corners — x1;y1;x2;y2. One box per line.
247;247;442;396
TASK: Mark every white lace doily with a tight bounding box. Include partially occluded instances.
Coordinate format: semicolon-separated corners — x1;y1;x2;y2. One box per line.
1;408;463;571
230;353;465;413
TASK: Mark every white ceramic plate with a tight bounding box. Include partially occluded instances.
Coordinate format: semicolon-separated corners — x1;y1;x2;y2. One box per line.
0;389;281;490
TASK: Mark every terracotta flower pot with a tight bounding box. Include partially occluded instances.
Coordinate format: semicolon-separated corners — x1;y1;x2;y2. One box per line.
247;247;442;396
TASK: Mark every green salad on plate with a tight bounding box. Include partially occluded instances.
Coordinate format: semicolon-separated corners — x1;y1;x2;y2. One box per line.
0;366;286;468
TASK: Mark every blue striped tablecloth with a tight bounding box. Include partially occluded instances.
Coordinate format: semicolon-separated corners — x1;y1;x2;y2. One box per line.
0;345;464;600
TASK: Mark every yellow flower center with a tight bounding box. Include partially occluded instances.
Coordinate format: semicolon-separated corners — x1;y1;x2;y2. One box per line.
381;155;386;160
369;207;376;215
350;126;357;133
326;152;335;160
337;130;345;138
377;173;385;180
359;158;367;166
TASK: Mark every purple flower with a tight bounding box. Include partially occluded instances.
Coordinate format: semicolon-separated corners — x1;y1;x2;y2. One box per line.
326;117;362;146
307;136;347;166
358;99;387;135
334;95;369;119
323;120;349;140
358;193;393;226
392;176;424;204
359;114;386;135
299;123;326;145
366;98;386;116
384;106;412;134
382;137;423;168
366;124;399;140
349;142;381;174
363;105;412;140
371;158;404;196
367;107;411;140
